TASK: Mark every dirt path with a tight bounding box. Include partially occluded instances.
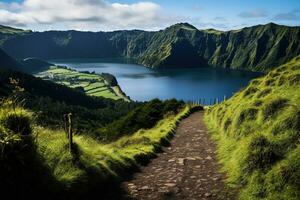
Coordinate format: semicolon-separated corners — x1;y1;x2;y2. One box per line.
122;111;236;200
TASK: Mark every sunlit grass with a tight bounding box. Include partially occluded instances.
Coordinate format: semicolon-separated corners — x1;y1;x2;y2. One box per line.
205;56;300;199
36;66;121;100
33;105;192;192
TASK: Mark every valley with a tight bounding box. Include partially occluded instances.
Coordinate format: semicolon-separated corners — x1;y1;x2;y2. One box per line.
35;66;130;101
0;20;299;200
51;59;261;101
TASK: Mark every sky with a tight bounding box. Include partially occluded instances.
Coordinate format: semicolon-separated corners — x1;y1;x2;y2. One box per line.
0;0;299;31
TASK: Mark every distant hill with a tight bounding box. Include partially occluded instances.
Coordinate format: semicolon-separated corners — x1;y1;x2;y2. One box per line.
21;58;53;73
0;25;30;34
0;49;138;131
0;23;300;72
0;68;138;132
0;48;51;73
0;48;23;71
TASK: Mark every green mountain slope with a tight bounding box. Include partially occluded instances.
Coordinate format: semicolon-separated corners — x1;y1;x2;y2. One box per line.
0;98;192;199
0;69;138;132
0;51;138;131
205;56;300;199
0;48;23;71
0;48;52;73
0;25;30;34
35;66;130;101
0;48;129;101
1;23;300;71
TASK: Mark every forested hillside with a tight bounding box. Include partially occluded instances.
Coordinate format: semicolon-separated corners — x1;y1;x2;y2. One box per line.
0;87;192;199
0;69;138;132
1;23;300;71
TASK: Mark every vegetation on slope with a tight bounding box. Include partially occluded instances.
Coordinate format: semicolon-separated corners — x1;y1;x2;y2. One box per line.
0;92;194;199
0;48;23;71
36;66;129;101
95;99;184;141
0;25;30;34
0;69;139;133
21;57;53;73
1;23;300;71
205;56;300;199
0;48;52;73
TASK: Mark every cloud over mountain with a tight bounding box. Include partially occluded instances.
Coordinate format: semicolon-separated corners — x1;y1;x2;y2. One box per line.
238;10;268;18
0;0;169;30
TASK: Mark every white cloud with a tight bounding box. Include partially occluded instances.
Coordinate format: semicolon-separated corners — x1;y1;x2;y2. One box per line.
0;0;174;31
273;9;300;21
238;10;268;18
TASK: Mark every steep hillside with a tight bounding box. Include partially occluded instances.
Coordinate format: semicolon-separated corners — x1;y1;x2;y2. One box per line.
205;56;300;199
21;58;52;73
0;69;139;132
1;23;300;71
0;94;193;199
139;23;207;67
0;48;51;73
35;66;130;101
0;25;30;34
0;47;129;101
0;48;23;71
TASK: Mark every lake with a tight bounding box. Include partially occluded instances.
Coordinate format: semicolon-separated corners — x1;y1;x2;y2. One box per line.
51;59;262;102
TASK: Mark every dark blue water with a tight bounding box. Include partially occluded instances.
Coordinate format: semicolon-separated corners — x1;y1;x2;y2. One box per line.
50;59;262;102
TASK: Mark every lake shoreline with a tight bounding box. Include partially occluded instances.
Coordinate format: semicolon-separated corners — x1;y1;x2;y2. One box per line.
50;59;262;102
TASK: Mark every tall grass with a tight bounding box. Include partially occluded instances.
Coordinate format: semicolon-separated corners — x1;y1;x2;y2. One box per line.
205;56;300;199
0;95;195;198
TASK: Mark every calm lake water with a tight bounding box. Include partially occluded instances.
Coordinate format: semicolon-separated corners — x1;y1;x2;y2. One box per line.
51;59;262;102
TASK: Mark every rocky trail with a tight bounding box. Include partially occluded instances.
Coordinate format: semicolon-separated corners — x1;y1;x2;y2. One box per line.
122;111;236;200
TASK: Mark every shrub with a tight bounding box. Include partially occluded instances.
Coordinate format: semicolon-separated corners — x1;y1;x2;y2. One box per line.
272;110;300;135
262;98;289;120
268;72;280;78
276;75;287;86
162;99;184;114
287;74;300;86
235;107;258;126
3;113;32;135
253;100;263;107
257;88;272;98
243;86;258;97
246;135;281;171
96;99;183;141
222;118;232;132
264;78;275;86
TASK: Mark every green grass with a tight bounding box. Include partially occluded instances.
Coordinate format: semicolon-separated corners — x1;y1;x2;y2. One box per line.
36;66;125;100
0;98;194;198
0;25;30;34
204;55;300;199
37;105;192;197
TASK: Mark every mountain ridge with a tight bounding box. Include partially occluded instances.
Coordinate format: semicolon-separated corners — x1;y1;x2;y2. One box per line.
1;22;300;72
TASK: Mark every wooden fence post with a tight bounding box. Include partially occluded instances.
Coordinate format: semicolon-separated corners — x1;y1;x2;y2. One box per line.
63;113;73;153
63;114;68;138
68;113;73;153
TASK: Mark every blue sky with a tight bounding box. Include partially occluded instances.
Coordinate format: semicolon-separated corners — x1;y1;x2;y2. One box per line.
0;0;299;31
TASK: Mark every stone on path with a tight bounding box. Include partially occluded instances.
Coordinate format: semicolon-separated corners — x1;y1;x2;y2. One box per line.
178;158;185;165
122;112;236;200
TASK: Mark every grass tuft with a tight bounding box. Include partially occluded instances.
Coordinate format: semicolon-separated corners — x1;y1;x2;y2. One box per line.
205;55;300;199
262;98;289;120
